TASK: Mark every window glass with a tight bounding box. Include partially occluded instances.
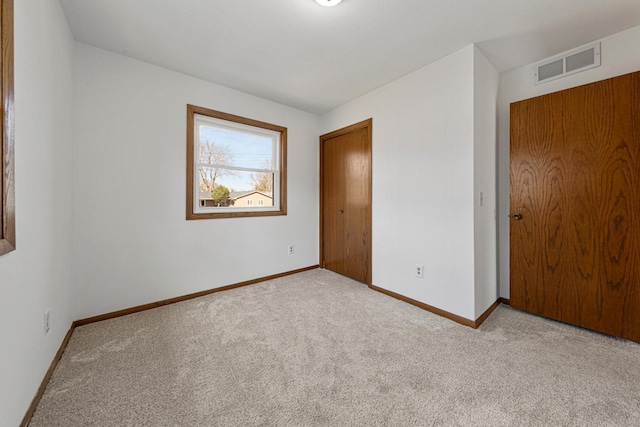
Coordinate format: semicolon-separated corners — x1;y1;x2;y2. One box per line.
187;105;286;219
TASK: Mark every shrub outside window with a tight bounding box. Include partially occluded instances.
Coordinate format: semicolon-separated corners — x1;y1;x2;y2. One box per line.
186;105;287;219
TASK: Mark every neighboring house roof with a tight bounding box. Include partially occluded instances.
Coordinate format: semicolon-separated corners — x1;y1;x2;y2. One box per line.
199;190;273;200
229;191;272;200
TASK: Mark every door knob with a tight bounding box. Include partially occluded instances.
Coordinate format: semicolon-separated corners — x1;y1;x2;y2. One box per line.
339;209;344;214
512;213;523;220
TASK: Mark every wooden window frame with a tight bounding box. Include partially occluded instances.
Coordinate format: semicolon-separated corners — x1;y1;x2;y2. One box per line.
186;104;287;220
0;0;14;256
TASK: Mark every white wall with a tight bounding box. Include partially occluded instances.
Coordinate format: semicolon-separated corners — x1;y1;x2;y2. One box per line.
4;8;635;426
321;46;478;320
473;47;499;318
0;0;75;425
497;25;640;298
72;44;319;320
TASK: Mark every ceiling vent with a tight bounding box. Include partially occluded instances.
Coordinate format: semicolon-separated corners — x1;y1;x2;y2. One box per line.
534;42;600;85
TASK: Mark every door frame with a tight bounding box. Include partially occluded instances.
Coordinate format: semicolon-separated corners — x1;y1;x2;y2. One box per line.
319;118;373;284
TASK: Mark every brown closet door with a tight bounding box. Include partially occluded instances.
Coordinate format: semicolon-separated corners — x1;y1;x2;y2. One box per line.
510;71;640;342
320;120;372;284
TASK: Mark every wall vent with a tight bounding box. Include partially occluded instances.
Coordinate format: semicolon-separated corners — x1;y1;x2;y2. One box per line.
534;42;600;85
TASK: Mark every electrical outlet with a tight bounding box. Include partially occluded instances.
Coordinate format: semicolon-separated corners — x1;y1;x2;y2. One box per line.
288;244;295;255
415;265;424;278
44;309;51;334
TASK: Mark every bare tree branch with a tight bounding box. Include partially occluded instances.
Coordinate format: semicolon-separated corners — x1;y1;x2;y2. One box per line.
251;171;272;193
250;160;273;193
198;141;235;193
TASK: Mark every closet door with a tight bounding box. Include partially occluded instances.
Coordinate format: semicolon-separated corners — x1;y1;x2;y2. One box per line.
510;71;640;342
320;119;372;284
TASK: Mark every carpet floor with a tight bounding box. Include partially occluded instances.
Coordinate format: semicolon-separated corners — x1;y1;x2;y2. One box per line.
29;269;640;426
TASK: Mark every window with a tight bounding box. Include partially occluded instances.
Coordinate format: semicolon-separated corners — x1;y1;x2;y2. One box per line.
0;0;15;256
186;105;287;219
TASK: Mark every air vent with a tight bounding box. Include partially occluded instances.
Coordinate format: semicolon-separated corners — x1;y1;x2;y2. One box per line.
538;59;564;81
534;42;600;85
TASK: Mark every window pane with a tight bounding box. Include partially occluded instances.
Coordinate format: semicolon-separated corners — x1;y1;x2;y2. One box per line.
187;105;287;219
199;124;275;169
198;167;275;209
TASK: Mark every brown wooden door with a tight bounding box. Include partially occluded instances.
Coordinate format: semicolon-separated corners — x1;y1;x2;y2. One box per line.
510;71;640;342
320;119;372;284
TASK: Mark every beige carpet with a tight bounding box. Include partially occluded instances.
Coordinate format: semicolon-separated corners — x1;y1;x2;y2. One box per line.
29;269;640;426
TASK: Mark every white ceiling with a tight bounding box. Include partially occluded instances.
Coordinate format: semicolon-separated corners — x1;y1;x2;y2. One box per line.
59;0;640;114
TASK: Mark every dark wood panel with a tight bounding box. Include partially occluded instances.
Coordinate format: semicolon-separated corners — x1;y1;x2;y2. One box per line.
510;91;569;318
0;0;15;256
562;75;638;337
322;134;346;275
510;71;640;342
320;119;372;284
343;127;371;283
627;72;640;340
